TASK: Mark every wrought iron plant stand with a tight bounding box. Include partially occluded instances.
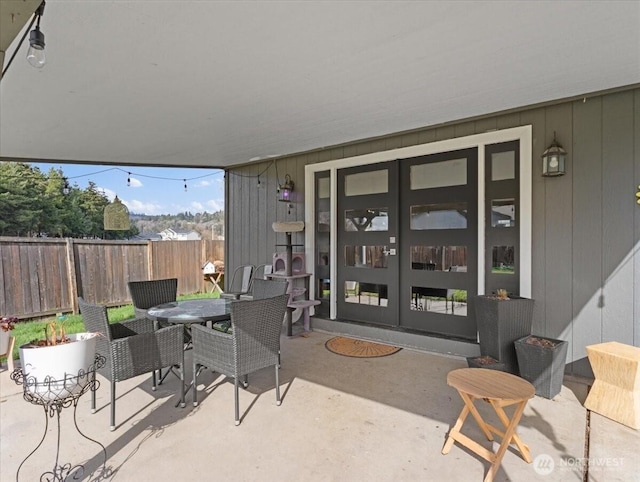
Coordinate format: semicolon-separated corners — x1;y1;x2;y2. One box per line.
10;355;107;481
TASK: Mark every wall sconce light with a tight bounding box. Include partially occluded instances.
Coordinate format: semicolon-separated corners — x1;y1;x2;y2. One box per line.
542;132;567;177
278;174;294;203
27;1;46;69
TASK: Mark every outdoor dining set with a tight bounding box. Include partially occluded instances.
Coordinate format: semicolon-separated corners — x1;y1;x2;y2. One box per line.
79;276;289;430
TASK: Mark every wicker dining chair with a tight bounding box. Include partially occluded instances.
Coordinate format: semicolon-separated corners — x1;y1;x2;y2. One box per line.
191;293;288;425
128;278;178;320
78;298;185;431
251;278;288;300
128;278;180;383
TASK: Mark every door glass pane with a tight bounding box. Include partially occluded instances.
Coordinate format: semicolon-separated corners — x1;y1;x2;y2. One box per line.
318;279;331;299
345;246;388;268
410;203;468;230
410;246;467;271
317;177;331;199
491;198;516;228
492;246;515;274
318;211;330;232
318;251;329;266
410;287;467;316
345;208;388;231
410;158;467;190
491;151;515;181
345;282;388;306
344;170;388;196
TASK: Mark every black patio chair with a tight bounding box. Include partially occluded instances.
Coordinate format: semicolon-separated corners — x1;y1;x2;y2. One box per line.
78;297;185;431
191;293;288;425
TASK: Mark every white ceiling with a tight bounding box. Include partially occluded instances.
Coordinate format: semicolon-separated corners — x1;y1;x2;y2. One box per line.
1;1;639;169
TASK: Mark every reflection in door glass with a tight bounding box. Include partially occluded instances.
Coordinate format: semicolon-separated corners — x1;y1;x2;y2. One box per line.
345;282;388;306
410;203;468;230
318;279;331;299
491;199;515;228
410;287;467;316
410;246;467;271
345;246;388;268
318;211;330;232
492;246;515;274
318;252;329;266
344;208;388;231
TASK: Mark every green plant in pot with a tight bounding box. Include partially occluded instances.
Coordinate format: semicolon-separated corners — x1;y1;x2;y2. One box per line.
474;289;534;375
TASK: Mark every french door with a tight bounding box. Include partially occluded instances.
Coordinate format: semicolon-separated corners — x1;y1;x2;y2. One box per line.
336;149;479;339
398;148;478;339
337;162;399;326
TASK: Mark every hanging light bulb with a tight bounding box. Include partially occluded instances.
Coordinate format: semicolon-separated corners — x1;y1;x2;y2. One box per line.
27;2;46;69
184;179;188;192
62;178;70;195
127;172;131;186
257;175;261;188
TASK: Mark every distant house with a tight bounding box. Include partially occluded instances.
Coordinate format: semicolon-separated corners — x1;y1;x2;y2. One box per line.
159;228;201;241
132;232;163;241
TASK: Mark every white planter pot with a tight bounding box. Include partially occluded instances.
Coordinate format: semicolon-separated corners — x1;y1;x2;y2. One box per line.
0;329;11;356
19;332;98;401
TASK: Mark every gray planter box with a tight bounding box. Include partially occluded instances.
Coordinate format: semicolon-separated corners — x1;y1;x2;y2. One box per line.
466;356;507;371
515;335;568;399
474;295;534;374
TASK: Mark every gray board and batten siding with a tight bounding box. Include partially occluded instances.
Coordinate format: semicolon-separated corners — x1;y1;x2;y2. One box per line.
226;86;640;379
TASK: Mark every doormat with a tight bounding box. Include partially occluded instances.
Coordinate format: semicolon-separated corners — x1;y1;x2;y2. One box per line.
325;336;401;358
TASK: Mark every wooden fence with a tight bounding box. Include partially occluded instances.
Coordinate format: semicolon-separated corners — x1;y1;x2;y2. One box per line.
0;237;224;319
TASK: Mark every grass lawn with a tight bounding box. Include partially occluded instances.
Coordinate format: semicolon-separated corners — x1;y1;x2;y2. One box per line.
1;291;218;362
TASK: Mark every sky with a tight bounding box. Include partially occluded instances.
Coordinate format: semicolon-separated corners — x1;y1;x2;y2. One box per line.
30;163;225;216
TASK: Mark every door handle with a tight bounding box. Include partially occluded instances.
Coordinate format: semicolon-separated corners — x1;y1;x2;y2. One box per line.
383;248;397;256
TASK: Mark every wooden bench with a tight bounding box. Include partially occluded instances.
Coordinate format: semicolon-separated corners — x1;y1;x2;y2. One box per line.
584;341;640;429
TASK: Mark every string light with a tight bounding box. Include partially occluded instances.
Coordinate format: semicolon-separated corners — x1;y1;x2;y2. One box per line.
127;172;131;187
184;179;187;192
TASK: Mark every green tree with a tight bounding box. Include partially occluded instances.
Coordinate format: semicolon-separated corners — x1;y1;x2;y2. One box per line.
0;163;46;236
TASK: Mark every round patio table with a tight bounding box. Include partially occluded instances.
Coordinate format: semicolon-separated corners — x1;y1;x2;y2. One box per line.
147;298;233;406
147;298;232;326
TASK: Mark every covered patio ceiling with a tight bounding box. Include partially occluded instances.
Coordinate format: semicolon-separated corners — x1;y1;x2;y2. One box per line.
0;1;638;170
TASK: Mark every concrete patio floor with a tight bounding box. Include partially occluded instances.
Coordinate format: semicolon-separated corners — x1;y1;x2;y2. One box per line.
1;329;638;481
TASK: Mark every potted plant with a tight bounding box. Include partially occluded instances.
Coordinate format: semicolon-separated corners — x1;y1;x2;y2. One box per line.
466;355;507;371
514;335;568;399
474;289;534;374
19;317;98;401
1;316;18;370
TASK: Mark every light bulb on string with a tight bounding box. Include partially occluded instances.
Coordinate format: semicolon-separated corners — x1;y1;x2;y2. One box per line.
127;172;131;187
184;179;187;192
257;175;261;188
